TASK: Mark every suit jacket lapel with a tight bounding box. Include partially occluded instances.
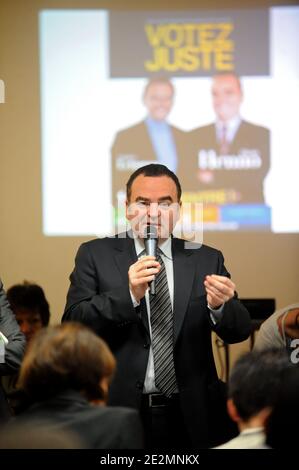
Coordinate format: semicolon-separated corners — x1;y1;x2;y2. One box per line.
172;238;196;344
113;233;150;337
113;234;137;281
230;120;245;151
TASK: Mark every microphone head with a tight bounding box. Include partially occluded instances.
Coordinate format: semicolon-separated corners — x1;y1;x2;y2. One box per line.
145;225;158;239
144;225;158;261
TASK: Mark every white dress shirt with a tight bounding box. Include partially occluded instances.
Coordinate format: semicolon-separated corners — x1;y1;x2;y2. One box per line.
130;236;224;393
216;115;241;145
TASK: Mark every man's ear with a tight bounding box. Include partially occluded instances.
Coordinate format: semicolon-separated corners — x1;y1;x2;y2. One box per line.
98;377;110;403
125;199;129;219
257;406;272;427
227;398;241;423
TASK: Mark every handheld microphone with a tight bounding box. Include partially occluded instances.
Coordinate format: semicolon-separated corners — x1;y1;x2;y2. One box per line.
144;225;158;295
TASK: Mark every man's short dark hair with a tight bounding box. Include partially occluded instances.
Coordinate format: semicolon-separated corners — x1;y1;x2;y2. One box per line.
228;348;292;421
126;164;182;202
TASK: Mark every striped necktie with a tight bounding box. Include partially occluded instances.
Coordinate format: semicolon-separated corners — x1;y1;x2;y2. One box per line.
150;249;178;396
219;124;229;155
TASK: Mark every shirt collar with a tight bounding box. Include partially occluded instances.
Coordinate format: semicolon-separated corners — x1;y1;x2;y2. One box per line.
240;427;264;436
134;235;172;260
146;116;168;129
216;115;241;133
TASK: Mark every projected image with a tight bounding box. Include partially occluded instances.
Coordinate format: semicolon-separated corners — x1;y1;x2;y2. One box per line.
111;77;192;209
39;7;299;235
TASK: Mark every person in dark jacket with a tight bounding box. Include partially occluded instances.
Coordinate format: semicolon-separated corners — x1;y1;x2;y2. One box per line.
0;279;25;422
8;322;143;449
63;163;251;448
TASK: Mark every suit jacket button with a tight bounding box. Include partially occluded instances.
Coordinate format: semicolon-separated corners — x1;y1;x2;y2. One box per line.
136;380;143;389
143;343;149;349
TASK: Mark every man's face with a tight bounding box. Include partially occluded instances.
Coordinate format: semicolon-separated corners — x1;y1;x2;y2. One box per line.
15;308;43;343
212;74;243;123
143;82;174;121
126;175;181;239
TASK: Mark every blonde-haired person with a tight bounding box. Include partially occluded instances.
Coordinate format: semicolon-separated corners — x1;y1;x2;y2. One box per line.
5;323;143;449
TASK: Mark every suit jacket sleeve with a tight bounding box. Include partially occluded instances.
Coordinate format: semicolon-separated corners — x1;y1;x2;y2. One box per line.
62;242;138;334
209;251;251;344
0;280;26;375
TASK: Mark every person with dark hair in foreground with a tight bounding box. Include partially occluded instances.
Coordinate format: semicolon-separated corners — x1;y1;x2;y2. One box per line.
4;323;143;449
63;163;251;449
215;348;293;449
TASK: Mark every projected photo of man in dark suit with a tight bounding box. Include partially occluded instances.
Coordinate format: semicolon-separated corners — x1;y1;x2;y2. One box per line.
189;73;270;204
111;77;189;209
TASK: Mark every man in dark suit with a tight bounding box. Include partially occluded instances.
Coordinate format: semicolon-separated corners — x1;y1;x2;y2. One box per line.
189;73;270;204
0;279;26;421
63;164;251;449
111;78;191;210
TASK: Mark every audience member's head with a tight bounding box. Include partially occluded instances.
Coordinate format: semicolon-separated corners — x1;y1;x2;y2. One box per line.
143;77;174;121
7;281;50;343
18;322;116;404
266;366;299;448
227;348;292;430
211;72;243;123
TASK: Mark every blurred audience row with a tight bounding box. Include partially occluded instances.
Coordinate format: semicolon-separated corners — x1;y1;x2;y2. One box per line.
0;277;298;449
